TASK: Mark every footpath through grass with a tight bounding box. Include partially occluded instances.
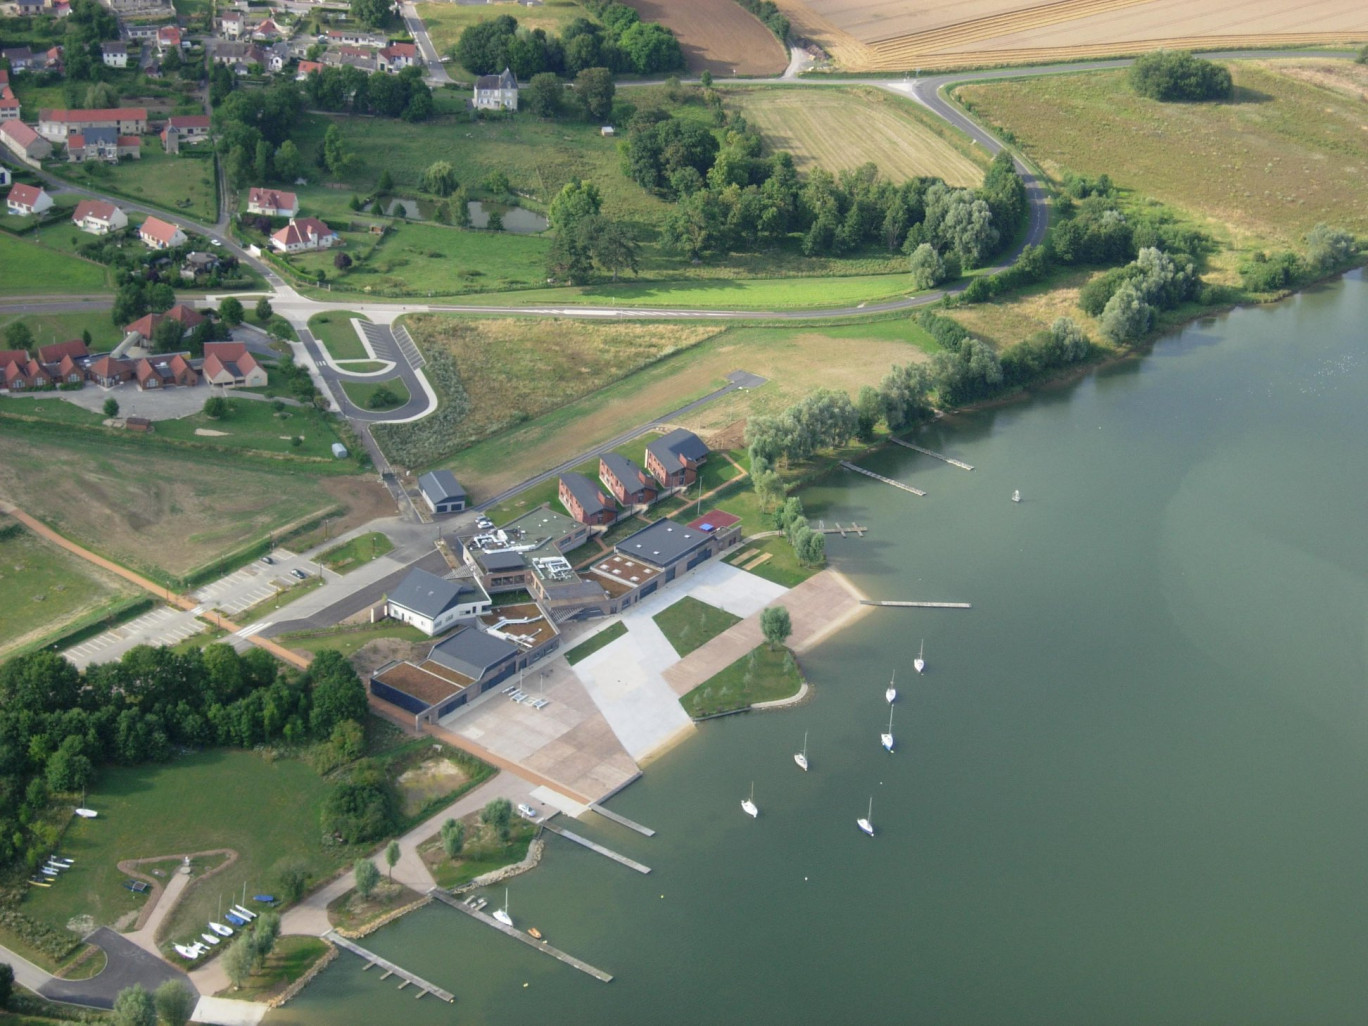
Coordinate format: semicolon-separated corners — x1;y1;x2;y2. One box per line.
682;643;803;718
653;596;741;657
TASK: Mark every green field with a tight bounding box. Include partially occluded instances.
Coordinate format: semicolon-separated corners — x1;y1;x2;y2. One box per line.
0;232;111;295
471;272;917;310
22;750;344;948
273;621;429;659
681;642;803;718
318;531;393;573
418;814;536;890
340;376;411;411
956;60;1368;251
0;523;138;658
0;308;128;352
152;396;349;460
564;621;627;665
307;312;370;361
59;148;218;223
654;596;741;657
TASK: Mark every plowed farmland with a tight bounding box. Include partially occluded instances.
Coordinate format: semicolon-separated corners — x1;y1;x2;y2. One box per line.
773;0;1368;70
730;87;986;186
623;0;787;76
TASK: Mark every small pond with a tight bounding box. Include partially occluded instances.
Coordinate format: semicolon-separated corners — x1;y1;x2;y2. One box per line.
466;201;548;234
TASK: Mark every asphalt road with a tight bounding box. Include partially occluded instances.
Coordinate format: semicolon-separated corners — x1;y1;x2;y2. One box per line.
39;928;194;1009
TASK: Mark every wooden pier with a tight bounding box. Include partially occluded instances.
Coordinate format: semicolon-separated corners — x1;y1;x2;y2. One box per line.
889;438;974;470
839;461;925;496
860;600;972;609
543;822;651;874
324;931;454;1002
817;521;868;537
588;804;656;837
429;890;613;982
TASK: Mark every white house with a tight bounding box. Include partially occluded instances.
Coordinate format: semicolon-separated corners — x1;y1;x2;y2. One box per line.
270;216;339;254
246;186;298;217
6;183;53;216
138;215;186;249
72;198;128;234
385;568;491;636
473;67;517;111
101;41;128;67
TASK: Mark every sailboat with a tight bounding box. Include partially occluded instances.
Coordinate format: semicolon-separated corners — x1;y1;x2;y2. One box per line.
857;797;875;836
794;731;809;771
881;705;895;752
493;888;513;927
914;640;925;674
741;782;758;818
885;669;897;704
1012;489;1021;503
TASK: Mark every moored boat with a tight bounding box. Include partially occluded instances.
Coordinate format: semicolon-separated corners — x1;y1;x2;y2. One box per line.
794;731;809;771
741;782;758;818
857;797;875;837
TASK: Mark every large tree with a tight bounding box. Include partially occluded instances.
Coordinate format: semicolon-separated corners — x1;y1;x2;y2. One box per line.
573;66;615;122
760;605;792;649
524;72;563;118
154;982;196;1026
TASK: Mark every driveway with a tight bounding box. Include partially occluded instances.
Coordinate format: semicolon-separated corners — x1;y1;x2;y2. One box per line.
39;927;194;1010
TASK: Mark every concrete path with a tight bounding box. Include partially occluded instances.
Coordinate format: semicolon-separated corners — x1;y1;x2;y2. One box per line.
125;865;193;953
191;995;269;1025
0;941;56;993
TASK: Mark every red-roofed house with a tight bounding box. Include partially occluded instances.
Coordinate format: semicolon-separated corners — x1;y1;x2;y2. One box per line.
0;86;19;123
6;183;53;216
0;349;29;368
0;121;54;164
246;187;298;217
270;217;339;254
53;353;85;384
160;114;210;148
73;199;129;234
4;359;52;390
37;339;89;364
135;353;198;389
156;26;183;52
379;42;418;72
202;341;267;388
295;59;324;80
37;108;148;141
139;216;186;250
124;304;205;342
88;355;134;387
251;18;282;40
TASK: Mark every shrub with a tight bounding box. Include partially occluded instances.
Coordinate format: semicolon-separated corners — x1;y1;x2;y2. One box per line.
1129;50;1232;102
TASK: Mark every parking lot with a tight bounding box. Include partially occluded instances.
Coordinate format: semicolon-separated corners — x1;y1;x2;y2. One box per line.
191;549;325;616
62;606;207;669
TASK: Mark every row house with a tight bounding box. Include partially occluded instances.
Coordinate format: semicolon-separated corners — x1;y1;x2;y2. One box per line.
37;107;148;142
0;121;51;164
72;198;128;234
202;341;267;388
558;472;618;527
66;126;140;163
6;182;53;216
2;357;53;390
270;216;339;253
644;428;709;490
124;303;205;343
246;186;298;217
89;354;134;387
136;353;198;389
0;83;18;123
600;453;659;508
139;215;186;250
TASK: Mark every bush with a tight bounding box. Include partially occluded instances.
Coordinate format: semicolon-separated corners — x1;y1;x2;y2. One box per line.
916;309;969;352
1129;50;1232;102
321;763;398;844
1305;223;1358;272
1240;250;1301;292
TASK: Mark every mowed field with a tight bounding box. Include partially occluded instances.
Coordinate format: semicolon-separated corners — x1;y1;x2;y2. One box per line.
622;0;787;76
0;232;111;296
0;426;378;579
957;61;1368;249
774;0;1368;70
730;87;985;186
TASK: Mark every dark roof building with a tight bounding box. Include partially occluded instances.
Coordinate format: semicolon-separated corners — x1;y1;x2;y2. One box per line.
558;471;617;526
600;452;658;507
418;470;467;514
614;509;743;574
427;626;519;682
645;428;709;490
386;567;490;636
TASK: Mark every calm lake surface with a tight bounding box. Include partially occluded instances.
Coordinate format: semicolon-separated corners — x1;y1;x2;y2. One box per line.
271;271;1368;1026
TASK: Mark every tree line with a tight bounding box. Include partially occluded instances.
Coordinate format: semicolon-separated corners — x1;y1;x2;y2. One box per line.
301;65;434;123
0;646;367;871
455;5;683;80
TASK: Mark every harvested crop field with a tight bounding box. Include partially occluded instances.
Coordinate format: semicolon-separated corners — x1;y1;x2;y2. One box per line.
730;86;985;186
774;0;1368;70
957;61;1368;248
0;428;387;579
623;0;786;76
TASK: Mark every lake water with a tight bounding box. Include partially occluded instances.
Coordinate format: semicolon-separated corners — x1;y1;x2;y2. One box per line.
270;271;1368;1025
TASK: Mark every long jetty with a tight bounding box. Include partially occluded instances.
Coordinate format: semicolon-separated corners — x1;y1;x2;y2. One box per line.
588;804;656;837
324;931;454;1002
840;461;926;496
543;822;651;874
889;438;975;470
861;600;972;609
429;890;613;982
816;521;868;537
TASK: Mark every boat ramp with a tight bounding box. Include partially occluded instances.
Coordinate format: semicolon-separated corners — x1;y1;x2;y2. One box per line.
324;931;454;1002
429;890;613;982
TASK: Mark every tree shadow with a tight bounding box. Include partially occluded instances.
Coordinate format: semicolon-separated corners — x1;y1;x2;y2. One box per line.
1224;86;1274;105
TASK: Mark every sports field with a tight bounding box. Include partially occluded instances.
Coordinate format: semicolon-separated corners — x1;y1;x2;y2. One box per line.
730;86;985;187
623;0;786;76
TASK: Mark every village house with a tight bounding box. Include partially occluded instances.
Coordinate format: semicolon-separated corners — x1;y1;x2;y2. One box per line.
384;567;492;636
295;59;324;80
160;114;210;146
138;215;186;249
38;340;90;385
378;42;418;73
645;428;709;491
38;107;148;142
0;47;58;73
473;67;518;111
322;46;377;73
246;187;298;217
251;17;282;41
180;251;221;278
600;453;658;508
418;470;468;514
0;121;53;165
72;198;128;234
6;182;53;216
270;216;338;253
559;472;617;526
210;40;267;71
3;357;52;390
101;41;128;67
155;25;182;52
219;10;243;38
201;341;267;388
135;353;198;389
0;84;19;123
65;126;140;163
124;303;205;344
326;28;385;47
88;354;134;387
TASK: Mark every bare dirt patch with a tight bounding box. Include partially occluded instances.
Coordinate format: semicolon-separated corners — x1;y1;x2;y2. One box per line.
623;0;786;76
396;757;470;818
194;428;229;437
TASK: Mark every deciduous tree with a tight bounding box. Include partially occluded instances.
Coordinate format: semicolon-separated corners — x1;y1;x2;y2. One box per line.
354;857;379;897
760;605;791;649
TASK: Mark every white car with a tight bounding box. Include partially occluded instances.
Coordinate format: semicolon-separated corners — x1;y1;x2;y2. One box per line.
210;238;221;246
517;803;539;820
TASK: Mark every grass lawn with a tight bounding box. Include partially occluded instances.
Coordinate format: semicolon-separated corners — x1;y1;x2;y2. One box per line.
564;621;627;665
58;148;218;223
726;533;815;588
0;521;138;658
318;531;394;573
215;936;331;1001
680;643;802;717
0;232;111;295
482;435;658;525
0;308;127;352
22;750;344;947
153;396;349;460
653;596;741;657
340;376;410;411
333;360;388;373
273;621;429;659
416;0;594;64
326;881;422;935
417;814;536;890
307;312;370;361
955;60;1368;251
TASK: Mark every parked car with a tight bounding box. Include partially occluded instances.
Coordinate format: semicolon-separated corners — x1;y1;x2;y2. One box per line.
517;803;539;820
475;516;494;529
260;555;274;565
290;568;308;580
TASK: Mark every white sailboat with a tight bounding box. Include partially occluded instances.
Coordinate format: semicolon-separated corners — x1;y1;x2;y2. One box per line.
886;669;897;704
794;731;809;771
914;640;925;674
881;705;895;752
1012;489;1021;503
741;782;758;818
492;888;513;927
857;797;875;837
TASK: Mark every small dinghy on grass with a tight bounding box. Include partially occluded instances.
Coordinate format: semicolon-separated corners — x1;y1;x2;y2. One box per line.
253;895;276;904
224;911;246;926
232;904;257;921
201;933;221;947
209;921;233;937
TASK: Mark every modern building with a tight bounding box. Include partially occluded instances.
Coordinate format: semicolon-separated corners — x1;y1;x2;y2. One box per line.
138;215;186;249
201;341;267;388
558;472;617;526
6;182;53;216
613;509;743;577
247;187;299;217
72;198;128;234
465;547;530;594
473;67;517;111
384;567;492;636
418;470;467;514
600;453;658;508
645;427;709;490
